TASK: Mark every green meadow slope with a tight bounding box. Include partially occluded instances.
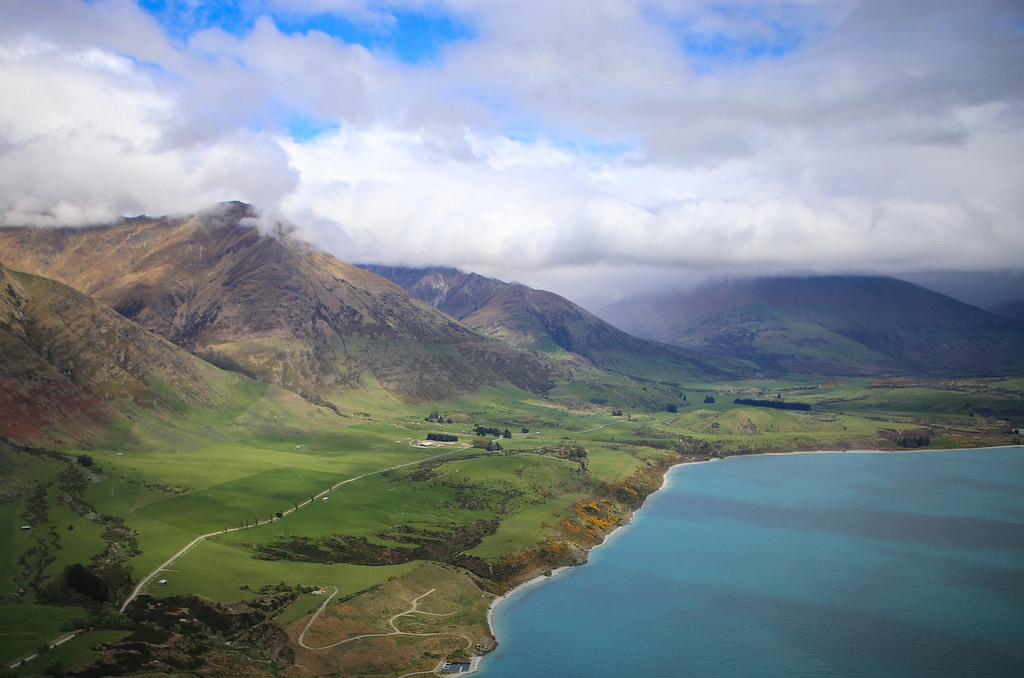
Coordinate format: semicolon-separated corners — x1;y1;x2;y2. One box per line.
3;369;1022;676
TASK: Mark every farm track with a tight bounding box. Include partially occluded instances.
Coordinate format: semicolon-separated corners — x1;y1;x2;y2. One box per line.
120;444;470;612
297;586;470;651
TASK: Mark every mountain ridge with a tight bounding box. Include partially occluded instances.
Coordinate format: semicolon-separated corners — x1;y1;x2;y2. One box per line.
0;203;557;404
361;264;744;381
599;275;1024;377
0;261;333;448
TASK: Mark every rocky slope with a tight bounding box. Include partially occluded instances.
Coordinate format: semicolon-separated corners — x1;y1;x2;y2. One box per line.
0;203;556;404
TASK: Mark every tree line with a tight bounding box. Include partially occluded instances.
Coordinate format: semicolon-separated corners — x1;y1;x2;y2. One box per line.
733;398;812;411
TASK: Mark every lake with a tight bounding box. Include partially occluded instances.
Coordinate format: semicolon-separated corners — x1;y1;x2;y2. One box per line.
477;447;1024;677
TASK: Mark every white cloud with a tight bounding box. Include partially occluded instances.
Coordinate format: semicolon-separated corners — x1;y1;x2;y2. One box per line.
0;0;1022;303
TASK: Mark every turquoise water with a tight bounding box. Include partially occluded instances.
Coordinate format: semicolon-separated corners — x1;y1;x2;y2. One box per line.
478;447;1024;677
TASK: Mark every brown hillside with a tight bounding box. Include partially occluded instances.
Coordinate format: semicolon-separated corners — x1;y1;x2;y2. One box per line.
0;203;556;402
0;263;242;447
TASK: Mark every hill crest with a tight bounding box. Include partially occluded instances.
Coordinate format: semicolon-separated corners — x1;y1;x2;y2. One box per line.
599;275;1024;377
0;203;556;403
361;264;743;381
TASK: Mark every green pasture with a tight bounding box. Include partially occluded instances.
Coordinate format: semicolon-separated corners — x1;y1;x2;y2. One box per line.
86;426;431;491
8;630;130;678
116;372;343;453
1;501;32;596
82;432;472;576
212;471;489;546
81;476;200;579
138;538;417;605
41;491;108;584
585;446;650;480
136;466;343;533
470;490;590;558
0;601;87;669
3;373;1022;671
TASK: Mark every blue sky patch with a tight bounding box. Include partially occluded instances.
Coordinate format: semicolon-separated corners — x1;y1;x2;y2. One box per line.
137;1;474;63
275;9;474;64
645;2;814;72
138;0;252;44
285;115;341;142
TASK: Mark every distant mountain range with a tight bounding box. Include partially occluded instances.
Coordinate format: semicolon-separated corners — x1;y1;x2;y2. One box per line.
599;276;1024;377
360;265;740;381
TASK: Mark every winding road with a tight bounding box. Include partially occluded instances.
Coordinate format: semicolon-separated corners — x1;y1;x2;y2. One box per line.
120;444;468;612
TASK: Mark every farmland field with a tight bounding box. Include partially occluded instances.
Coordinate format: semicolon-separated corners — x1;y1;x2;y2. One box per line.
3;377;1022;675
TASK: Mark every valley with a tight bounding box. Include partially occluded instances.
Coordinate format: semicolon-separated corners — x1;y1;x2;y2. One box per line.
2;205;1023;677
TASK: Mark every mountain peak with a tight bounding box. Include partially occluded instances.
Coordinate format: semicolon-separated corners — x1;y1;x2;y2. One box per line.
0;210;556;403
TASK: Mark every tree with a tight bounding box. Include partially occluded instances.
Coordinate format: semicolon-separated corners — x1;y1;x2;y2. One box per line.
66;563;108;603
704;395;716;404
666;403;678;413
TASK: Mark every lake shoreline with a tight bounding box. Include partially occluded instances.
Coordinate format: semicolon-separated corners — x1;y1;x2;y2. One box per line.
468;446;1019;678
470;444;1021;675
471;454;721;675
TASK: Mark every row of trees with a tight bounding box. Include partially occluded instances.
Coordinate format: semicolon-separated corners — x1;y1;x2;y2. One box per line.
474;425;513;438
426;432;459;442
733;398;812;411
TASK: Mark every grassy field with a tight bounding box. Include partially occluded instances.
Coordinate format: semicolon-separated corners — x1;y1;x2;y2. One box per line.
2;375;1021;673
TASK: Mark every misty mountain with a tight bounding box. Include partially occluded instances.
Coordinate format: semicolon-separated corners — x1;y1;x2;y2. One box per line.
361;265;743;381
599;276;1024;377
0;203;555;404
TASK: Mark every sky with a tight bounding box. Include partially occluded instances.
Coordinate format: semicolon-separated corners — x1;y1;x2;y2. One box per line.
1;0;1023;308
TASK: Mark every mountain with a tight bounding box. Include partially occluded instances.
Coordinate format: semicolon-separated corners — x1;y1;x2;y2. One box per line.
991;300;1024;322
599;276;1024;377
360;265;742;381
0;203;555;405
0;262;329;448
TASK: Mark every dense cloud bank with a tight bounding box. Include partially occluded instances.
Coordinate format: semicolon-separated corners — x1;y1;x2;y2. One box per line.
2;0;1022;301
